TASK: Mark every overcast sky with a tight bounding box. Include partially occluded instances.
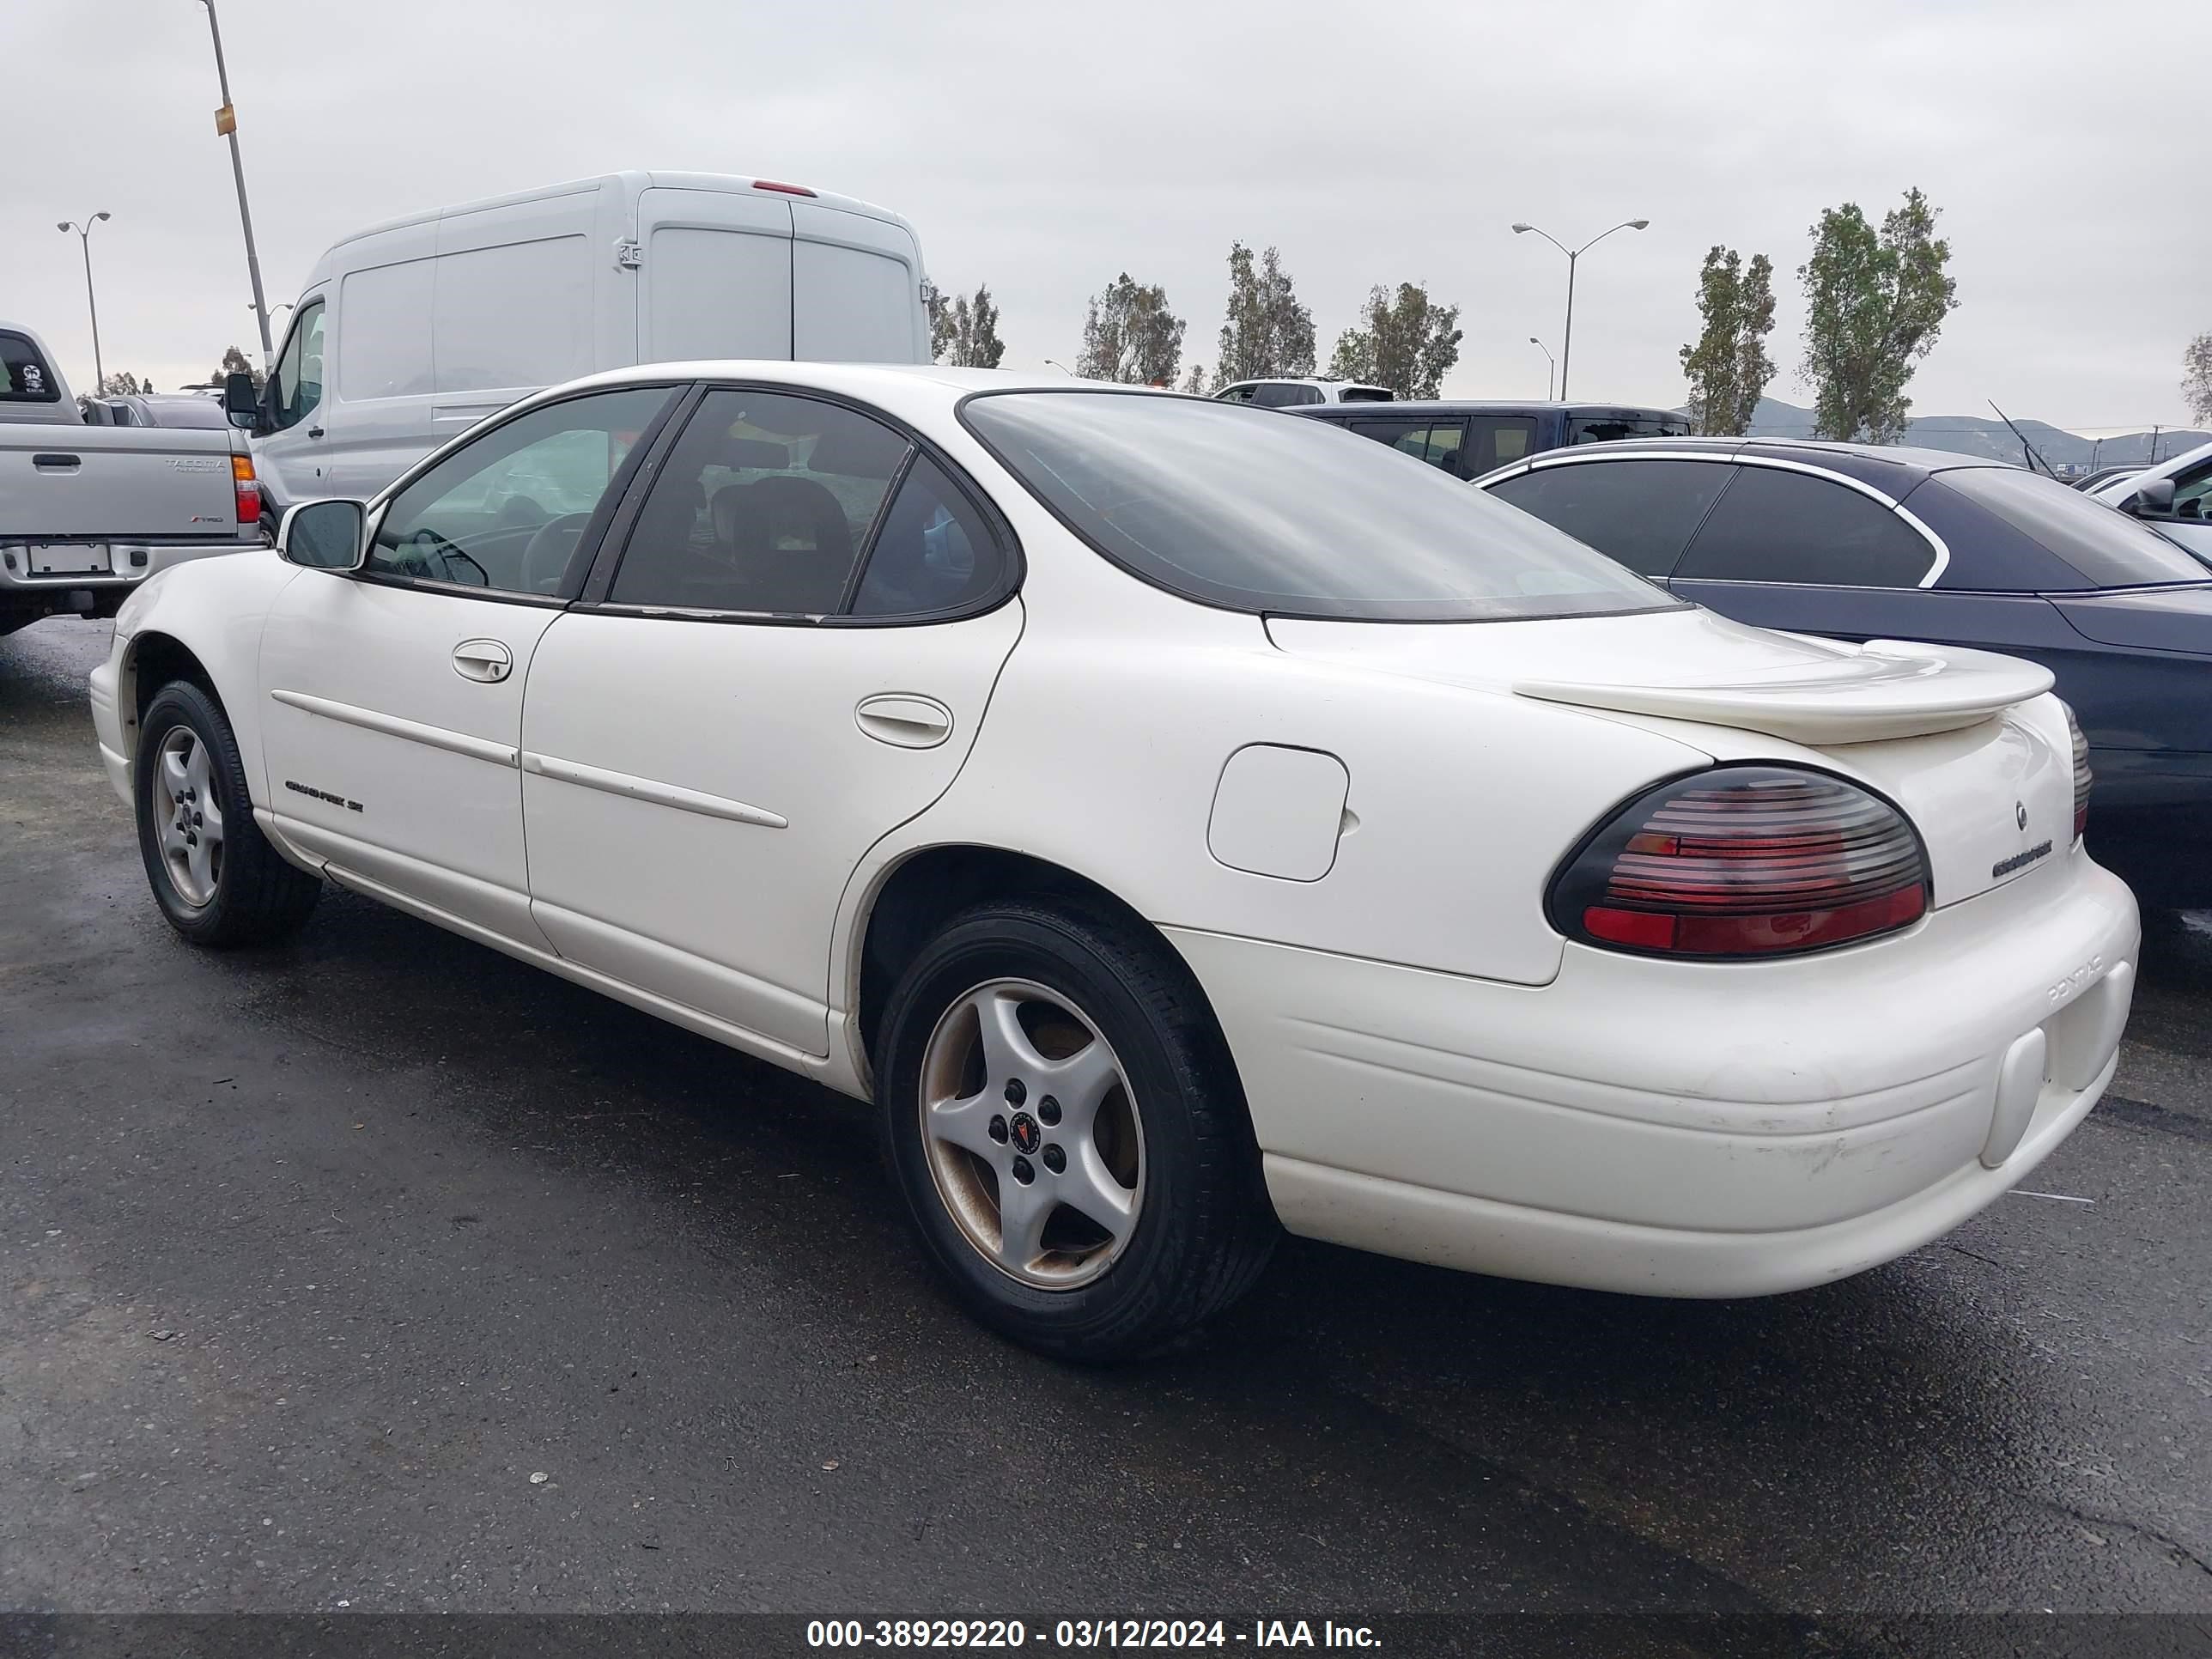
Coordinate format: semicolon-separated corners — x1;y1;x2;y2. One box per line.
9;0;2207;431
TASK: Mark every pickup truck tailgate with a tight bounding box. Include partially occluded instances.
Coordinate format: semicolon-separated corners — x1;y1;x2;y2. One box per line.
1;425;241;540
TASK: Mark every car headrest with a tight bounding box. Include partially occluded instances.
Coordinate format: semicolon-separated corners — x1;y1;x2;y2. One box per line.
722;435;791;471
803;419;908;478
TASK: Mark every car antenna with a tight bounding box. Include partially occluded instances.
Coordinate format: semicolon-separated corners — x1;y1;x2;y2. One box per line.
1989;400;2057;478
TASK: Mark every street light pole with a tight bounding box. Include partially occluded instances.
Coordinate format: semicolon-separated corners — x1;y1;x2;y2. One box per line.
197;0;276;371
58;213;112;391
1528;336;1555;402
1510;218;1650;400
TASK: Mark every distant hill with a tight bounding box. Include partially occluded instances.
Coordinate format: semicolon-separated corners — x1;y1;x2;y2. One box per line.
1734;398;2208;469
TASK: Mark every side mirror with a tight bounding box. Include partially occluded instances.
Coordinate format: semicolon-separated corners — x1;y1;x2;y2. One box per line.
2124;478;2178;518
222;370;262;428
279;499;368;571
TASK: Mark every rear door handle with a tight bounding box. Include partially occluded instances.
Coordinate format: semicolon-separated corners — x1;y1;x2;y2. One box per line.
452;639;513;683
855;694;952;748
32;453;82;470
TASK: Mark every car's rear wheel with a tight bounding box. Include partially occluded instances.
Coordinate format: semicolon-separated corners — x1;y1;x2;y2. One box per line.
136;680;321;946
878;900;1275;1361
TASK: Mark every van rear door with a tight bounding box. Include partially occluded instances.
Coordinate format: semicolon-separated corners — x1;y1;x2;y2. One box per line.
636;188;795;363
791;203;928;364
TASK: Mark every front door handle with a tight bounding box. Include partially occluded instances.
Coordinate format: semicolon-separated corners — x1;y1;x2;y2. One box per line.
855;694;952;749
452;638;513;683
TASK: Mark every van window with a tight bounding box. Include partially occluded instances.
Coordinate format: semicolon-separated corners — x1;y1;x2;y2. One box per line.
338;259;435;400
1351;418;1467;472
793;241;917;362
1;331;63;403
1466;416;1539;474
269;301;326;431
1570;410;1692;443
433;234;592;392
647;228;794;362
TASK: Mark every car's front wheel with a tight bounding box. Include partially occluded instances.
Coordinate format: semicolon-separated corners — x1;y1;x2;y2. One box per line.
878;900;1276;1361
136;680;322;946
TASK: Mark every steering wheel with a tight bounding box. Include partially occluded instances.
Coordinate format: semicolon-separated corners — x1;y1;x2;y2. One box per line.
398;527;488;586
520;512;595;593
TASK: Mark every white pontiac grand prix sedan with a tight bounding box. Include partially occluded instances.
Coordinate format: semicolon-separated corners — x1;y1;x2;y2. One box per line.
90;364;2140;1360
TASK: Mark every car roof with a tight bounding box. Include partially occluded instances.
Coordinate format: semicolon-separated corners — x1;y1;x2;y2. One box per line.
1300;399;1684;418
1528;434;2021;489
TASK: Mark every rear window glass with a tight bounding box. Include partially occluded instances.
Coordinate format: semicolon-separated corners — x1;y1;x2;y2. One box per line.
1;331;62;403
1927;466;2209;589
1570;410;1692;443
961;390;1677;623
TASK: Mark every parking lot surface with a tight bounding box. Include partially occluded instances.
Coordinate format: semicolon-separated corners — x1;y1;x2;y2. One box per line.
3;619;2209;1629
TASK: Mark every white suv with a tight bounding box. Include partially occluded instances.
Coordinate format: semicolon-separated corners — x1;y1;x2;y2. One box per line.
1213;377;1392;408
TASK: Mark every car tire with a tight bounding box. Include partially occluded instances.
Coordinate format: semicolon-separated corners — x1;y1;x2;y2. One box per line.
878;898;1277;1362
136;679;321;946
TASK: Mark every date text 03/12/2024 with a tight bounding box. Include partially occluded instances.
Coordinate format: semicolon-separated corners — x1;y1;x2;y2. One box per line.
805;1620;1382;1649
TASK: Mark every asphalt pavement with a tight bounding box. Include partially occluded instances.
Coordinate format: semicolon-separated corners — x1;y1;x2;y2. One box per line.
3;618;2208;1646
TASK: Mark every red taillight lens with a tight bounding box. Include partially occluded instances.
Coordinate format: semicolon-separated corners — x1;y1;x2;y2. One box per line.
1550;767;1930;958
232;453;260;528
2064;704;2091;842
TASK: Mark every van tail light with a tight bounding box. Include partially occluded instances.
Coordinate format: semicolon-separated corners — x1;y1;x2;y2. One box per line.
1548;766;1930;958
232;453;260;529
2064;703;2091;842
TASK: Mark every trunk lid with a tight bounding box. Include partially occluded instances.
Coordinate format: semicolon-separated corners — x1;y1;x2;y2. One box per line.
1267;606;2076;908
0;423;244;541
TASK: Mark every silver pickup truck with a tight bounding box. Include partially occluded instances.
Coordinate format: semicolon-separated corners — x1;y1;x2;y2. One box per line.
2;322;262;637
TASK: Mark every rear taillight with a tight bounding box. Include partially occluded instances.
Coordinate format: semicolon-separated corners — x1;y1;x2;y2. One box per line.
1549;766;1930;958
232;453;260;529
2064;704;2091;842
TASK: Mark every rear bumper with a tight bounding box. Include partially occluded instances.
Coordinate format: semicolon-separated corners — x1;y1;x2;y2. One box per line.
1167;848;2139;1296
1;540;258;616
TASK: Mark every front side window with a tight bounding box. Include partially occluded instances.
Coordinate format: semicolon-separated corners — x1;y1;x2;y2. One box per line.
0;331;61;403
269;301;325;431
2171;456;2212;520
368;386;672;593
1214;383;1257;404
1488;459;1734;578
962;390;1674;623
608;389;910;614
1674;465;1935;587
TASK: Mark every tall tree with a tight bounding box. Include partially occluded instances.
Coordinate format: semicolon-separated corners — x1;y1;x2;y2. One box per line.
1679;246;1778;435
932;284;1005;368
96;370;149;396
1076;273;1185;386
1214;241;1316;386
1324;283;1462;398
1798;187;1959;442
1180;362;1208;394
2185;331;2212;427
218;344;265;393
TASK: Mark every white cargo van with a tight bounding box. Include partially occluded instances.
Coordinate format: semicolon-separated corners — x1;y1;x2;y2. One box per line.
244;170;932;520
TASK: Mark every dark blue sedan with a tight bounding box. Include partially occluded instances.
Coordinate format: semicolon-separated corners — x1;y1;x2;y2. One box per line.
1476;437;2212;907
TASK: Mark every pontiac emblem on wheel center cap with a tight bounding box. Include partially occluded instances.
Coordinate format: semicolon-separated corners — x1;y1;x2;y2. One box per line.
1008;1112;1041;1155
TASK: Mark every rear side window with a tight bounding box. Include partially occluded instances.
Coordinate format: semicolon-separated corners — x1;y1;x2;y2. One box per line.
1489;459;1733;578
1249;383;1322;408
962;389;1674;623
850;455;1008;617
609;389;911;614
1926;465;2208;589
1676;466;1936;587
1338;386;1394;403
1;331;61;403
